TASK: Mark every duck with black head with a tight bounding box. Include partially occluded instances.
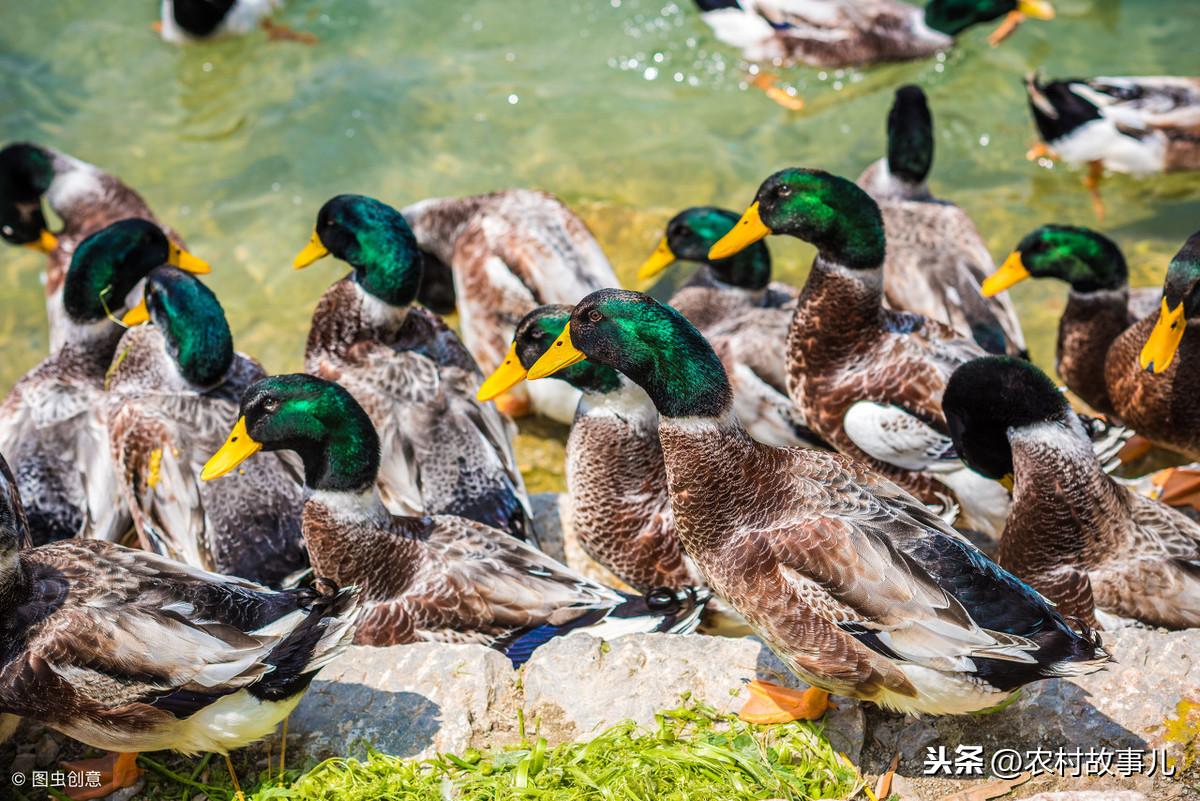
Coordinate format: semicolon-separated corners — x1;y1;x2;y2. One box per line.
159;0;317;44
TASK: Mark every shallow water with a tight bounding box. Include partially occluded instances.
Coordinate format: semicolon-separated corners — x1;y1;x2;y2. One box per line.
1;0;1197;490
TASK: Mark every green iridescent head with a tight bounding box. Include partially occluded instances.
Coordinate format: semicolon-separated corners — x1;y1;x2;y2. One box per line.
641;207;772;290
64;219;173;323
232;374;381;492
296;194;423;308
136;267;233;387
1013;225;1128;293
514;305;621;394
924;0;1053;36
529;289;731;419
886;85;934;185
1161;232;1200;318
0;142;54;248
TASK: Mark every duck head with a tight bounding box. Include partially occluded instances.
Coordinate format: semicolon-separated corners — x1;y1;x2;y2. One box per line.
1024;74;1101;145
294;194;423;309
0;143;57;253
204;374;380;493
709;168;885;271
886;85;934;188
478;304;622;402
1140;232;1200;374
924;0;1054;37
166;0;237;38
121;267;233;389
526;289;731;419
943;356;1074;483
637;207;771;290
984;225;1127;297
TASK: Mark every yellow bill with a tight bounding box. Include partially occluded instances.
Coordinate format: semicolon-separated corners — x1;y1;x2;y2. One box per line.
293;230;330;269
527;322;587;380
637;237;677;281
121;299;150;327
477;343;529;401
22;228;58;254
167;242;211;274
201;417;262;480
981;251;1031;297
708;201;770;261
1140;298;1186;374
1017;0;1055;19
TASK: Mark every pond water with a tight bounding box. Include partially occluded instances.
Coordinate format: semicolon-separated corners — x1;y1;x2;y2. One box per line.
1;0;1197;490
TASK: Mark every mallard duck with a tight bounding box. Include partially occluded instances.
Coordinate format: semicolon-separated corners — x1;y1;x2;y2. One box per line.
402;189;619;423
0;142;200;353
526;288;1107;716
0;448;357;801
478;304;703;594
202;373;706;662
859;85;1027;357
294;194;534;543
159;0;315;44
944;356;1200;629
1025;74;1200;218
981;224;1159;416
0;219;209;545
1106;231;1200;461
708;167;1012;536
694;0;1055;68
106;266;308;587
637;207;825;447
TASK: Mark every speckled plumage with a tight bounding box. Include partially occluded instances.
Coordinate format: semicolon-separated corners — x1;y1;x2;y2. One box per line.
106;325;308;587
403;190;618;423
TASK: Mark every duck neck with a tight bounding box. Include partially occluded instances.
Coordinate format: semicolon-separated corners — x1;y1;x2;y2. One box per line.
795;258;885;354
299;412;381;495
578;375;658;426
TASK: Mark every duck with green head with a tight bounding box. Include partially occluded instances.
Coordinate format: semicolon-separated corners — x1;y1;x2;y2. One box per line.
694;0;1054;74
293;194;534;544
105;267;308;587
0;219;209;546
0;142;200;352
0;446;358;801
707;167;1011;536
635;207;824;448
202;373;706;658
479;304;704;595
526;288;1106;717
982;225;1158;416
858;85;1026;357
1105;232;1200;461
944;356;1200;629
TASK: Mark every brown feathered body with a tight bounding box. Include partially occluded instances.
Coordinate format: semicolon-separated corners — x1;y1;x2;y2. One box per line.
1056;286;1158;416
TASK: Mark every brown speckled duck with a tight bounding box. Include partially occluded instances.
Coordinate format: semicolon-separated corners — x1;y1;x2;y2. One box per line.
526;288;1107;718
203;374;706;662
945;357;1200;629
709;168;1011;536
1106;231;1200;460
0;447;357;801
0;220;208;545
859;85;1026;357
294;195;534;543
402;189;619;423
981;225;1159;417
0;143;200;352
107;267;308;587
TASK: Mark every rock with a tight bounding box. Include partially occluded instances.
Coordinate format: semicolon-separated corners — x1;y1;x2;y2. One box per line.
1024;793;1148;800
33;733;59;767
10;751;34;778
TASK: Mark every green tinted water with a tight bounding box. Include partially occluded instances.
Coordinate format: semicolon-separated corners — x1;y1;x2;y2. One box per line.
1;0;1197;488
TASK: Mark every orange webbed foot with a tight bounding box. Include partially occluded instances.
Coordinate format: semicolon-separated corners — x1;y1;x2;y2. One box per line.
63;752;142;801
988;11;1025;46
739;679;832;724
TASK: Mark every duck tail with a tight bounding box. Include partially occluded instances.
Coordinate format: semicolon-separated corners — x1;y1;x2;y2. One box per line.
1043;615;1111;678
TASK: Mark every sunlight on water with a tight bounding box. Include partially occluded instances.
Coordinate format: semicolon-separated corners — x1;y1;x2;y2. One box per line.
1;0;1197;488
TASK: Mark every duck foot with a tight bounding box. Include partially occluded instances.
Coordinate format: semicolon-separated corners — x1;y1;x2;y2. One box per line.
751;73;805;111
261;18;319;44
987;11;1025;46
1156;467;1200;512
62;752;142;801
1025;141;1058;161
738;679;832;723
494;390;533;418
1084;160;1106;220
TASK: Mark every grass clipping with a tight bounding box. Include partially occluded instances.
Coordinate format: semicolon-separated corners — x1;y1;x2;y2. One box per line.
247;703;858;801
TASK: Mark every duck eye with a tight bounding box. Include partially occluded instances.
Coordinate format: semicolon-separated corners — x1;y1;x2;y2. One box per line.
776;185;792;198
263;398;279;413
587;309;603;323
530;328;544;340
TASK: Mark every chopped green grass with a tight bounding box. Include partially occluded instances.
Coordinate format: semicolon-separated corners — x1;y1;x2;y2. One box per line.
136;703;861;801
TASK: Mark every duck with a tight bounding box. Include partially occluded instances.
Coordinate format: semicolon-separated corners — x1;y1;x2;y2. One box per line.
693;0;1055;68
294;194;535;543
708;167;1012;536
478;304;703;595
0;219;209;545
106;266;308;587
0;447;358;801
858;85;1027;358
0;142;200;353
158;0;316;44
402;189;619;424
526;288;1107;717
201;373;706;663
981;224;1159;417
1025;74;1200;218
944;356;1200;630
1106;231;1200;462
637;207;825;447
